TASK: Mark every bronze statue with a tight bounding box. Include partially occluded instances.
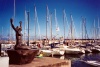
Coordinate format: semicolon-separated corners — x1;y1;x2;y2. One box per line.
10;18;30;50
10;18;22;45
8;18;39;65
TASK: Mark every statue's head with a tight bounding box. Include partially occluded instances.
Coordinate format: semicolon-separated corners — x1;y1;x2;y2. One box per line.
16;26;22;31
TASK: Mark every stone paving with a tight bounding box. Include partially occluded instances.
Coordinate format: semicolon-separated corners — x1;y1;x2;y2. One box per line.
9;57;71;67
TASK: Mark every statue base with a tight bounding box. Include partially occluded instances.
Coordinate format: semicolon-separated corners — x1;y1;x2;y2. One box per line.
7;49;39;65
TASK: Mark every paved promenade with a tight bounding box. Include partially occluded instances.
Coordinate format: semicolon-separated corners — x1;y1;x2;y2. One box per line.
10;57;71;67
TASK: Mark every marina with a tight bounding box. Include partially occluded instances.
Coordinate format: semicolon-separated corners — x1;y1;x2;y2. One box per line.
0;0;100;67
1;40;100;67
53;53;100;67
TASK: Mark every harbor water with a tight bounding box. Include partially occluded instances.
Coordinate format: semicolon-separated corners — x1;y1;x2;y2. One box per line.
53;53;100;67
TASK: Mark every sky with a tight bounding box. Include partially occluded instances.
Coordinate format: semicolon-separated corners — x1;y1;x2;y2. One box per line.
0;0;100;40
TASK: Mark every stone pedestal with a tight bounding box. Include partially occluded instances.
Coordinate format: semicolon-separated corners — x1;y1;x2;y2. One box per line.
7;49;39;65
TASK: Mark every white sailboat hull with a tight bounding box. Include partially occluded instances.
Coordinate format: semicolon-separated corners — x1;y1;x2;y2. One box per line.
40;50;52;57
60;46;85;54
52;48;65;56
40;48;65;57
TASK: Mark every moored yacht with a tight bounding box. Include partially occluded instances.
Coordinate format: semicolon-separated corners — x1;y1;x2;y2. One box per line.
57;45;85;54
64;46;85;54
81;60;100;67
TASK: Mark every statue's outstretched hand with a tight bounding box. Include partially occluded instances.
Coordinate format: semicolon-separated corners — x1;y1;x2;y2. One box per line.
19;21;22;24
10;18;13;23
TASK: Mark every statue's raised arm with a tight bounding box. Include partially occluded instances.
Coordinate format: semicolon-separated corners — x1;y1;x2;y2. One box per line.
19;21;22;31
10;18;16;31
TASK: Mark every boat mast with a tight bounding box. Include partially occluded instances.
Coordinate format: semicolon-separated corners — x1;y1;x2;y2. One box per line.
34;5;37;41
24;10;26;42
46;5;49;40
98;18;100;39
64;10;69;39
82;17;84;43
13;0;15;41
70;14;74;45
50;13;52;40
84;18;86;39
63;9;66;40
27;11;30;46
46;5;47;40
84;18;88;39
54;9;60;39
93;19;96;42
36;8;41;40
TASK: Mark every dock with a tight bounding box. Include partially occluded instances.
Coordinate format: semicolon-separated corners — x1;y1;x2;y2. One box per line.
9;57;71;67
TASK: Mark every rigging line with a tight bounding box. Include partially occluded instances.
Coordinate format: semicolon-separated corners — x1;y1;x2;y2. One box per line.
34;5;41;40
12;0;16;41
80;20;82;39
54;9;60;39
70;14;75;39
98;18;100;39
72;16;78;39
64;10;69;39
50;13;52;40
72;16;77;39
84;18;89;39
24;9;28;41
55;9;57;29
46;5;50;39
93;19;96;40
47;6;51;38
34;5;37;41
36;8;41;40
63;9;66;39
82;17;84;40
55;9;60;33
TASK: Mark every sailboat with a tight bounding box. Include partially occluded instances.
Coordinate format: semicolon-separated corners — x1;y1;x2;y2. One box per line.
90;19;100;53
34;5;41;41
80;17;92;53
39;6;65;56
81;60;100;67
54;9;60;44
61;14;85;54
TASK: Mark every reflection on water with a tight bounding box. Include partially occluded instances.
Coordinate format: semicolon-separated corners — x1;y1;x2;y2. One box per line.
53;53;100;67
